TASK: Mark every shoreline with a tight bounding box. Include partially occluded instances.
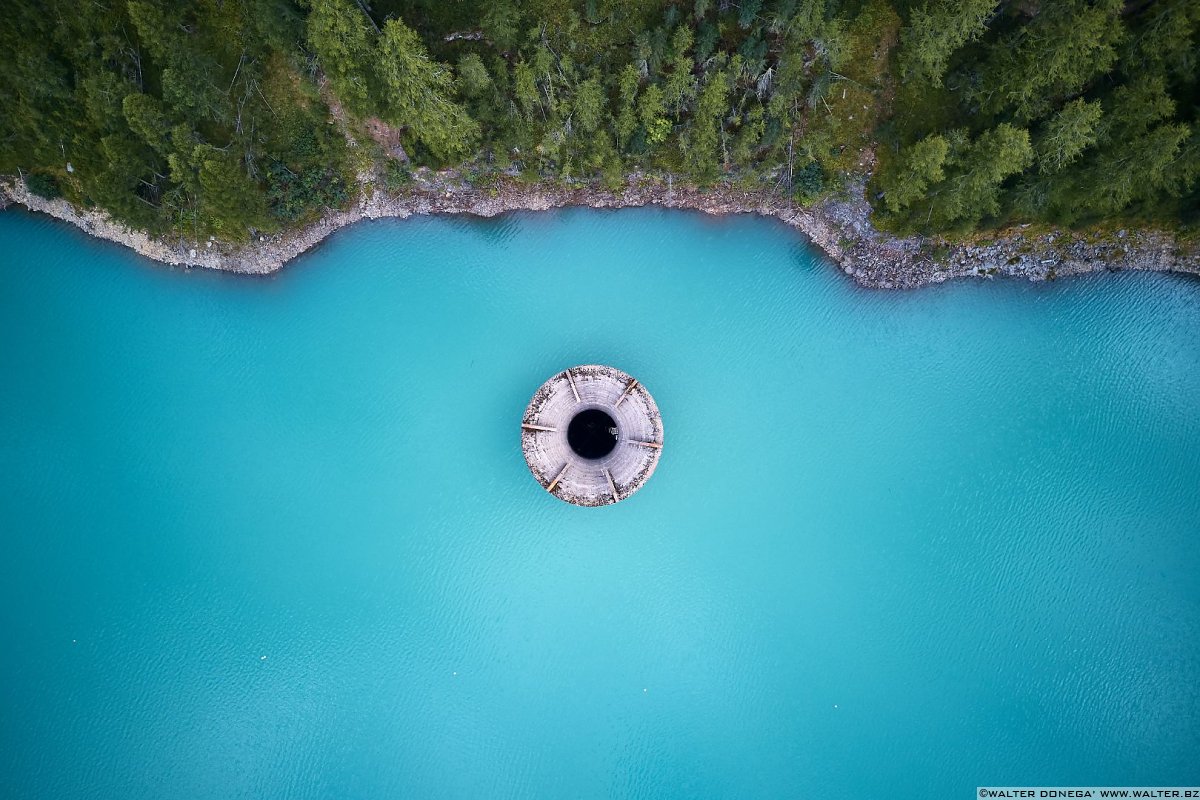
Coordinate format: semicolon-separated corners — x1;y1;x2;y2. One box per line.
2;175;1197;289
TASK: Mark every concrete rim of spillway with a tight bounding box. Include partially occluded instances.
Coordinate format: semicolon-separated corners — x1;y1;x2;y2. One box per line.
521;365;664;506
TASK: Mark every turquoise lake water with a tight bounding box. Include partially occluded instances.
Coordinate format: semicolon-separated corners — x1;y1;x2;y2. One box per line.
1;209;1198;798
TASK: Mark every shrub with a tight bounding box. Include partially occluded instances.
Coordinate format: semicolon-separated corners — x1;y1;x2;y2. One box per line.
792;161;825;202
266;162;349;221
25;172;62;200
383;159;412;192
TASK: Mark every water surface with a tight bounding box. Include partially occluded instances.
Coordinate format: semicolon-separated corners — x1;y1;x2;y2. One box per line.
1;209;1198;798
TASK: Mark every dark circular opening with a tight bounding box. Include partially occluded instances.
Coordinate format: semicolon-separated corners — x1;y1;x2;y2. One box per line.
567;409;618;459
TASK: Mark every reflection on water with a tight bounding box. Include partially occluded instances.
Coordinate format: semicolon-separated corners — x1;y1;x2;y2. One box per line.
448;211;523;245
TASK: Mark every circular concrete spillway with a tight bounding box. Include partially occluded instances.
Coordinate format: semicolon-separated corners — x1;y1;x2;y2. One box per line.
521;365;664;506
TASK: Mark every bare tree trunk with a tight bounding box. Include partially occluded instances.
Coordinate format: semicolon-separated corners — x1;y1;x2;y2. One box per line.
353;0;381;34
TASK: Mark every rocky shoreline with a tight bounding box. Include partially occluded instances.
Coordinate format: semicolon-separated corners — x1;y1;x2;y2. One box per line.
2;173;1197;290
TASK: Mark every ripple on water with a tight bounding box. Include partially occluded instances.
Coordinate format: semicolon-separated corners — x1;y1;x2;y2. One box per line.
0;208;1198;798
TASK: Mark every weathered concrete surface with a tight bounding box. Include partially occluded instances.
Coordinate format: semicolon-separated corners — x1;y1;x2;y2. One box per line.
522;365;663;507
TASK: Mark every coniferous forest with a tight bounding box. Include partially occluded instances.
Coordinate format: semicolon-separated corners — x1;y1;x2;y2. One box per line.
1;0;1196;242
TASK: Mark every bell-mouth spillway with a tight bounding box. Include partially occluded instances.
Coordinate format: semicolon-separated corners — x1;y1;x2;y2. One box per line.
521;365;664;506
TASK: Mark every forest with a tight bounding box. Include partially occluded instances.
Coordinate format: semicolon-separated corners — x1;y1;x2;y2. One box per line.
1;0;1196;241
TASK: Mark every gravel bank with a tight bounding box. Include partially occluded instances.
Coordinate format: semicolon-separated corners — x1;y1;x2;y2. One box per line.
3;174;1196;289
